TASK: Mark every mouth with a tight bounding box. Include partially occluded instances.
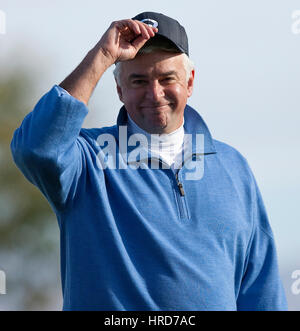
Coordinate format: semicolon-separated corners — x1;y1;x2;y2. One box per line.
140;104;171;112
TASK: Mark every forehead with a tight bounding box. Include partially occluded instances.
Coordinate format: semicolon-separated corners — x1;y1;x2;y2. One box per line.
121;51;185;78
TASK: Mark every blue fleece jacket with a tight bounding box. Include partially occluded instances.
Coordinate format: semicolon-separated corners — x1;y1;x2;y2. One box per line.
11;85;287;311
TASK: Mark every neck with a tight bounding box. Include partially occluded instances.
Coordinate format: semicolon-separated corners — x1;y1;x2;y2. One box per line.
127;113;184;138
127;113;185;167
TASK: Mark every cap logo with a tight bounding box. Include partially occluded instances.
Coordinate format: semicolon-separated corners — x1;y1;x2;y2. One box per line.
141;18;158;28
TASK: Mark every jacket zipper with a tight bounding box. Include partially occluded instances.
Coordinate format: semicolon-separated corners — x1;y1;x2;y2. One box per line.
175;172;185;196
173;153;202;219
147;155;193;220
174;171;190;219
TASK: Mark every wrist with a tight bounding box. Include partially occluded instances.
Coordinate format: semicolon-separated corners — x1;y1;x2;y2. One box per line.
93;44;116;69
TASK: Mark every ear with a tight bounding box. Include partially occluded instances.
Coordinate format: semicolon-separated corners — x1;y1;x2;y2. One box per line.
187;69;195;98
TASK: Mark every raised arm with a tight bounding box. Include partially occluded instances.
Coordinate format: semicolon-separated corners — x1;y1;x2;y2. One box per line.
59;19;157;104
11;19;157;211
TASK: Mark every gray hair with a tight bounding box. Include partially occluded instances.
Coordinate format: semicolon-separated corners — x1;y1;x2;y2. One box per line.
113;38;194;86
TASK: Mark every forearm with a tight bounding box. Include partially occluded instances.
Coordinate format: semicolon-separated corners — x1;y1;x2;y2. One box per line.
59;19;156;105
59;45;114;105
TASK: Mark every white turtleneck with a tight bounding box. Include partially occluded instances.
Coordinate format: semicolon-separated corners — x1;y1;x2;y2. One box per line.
127;113;185;168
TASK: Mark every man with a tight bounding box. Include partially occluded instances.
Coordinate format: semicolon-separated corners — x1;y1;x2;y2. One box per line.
11;12;287;310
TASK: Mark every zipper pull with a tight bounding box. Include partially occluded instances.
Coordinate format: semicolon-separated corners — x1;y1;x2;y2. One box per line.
175;173;185;196
178;182;185;196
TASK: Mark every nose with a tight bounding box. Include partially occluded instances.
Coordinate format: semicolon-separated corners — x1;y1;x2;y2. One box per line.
145;80;165;102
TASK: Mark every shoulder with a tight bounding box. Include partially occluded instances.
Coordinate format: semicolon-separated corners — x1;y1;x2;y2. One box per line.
71;125;119;152
213;139;250;168
212;138;256;188
213;139;246;160
80;125;118;141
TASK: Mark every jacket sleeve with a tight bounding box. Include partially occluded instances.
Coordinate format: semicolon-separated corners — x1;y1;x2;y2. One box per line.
10;85;89;211
236;176;288;310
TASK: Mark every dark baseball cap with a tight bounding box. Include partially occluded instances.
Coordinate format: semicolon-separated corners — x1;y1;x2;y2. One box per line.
132;12;189;56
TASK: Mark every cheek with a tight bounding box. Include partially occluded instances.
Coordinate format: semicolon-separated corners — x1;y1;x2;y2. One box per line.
167;85;188;104
122;89;144;106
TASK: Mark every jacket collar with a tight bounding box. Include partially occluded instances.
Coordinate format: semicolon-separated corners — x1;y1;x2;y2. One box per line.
116;104;217;155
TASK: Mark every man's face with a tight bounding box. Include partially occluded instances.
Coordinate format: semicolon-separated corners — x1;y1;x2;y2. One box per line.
116;51;194;134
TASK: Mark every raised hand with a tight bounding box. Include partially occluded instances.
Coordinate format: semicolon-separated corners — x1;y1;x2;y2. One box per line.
59;19;157;104
97;19;158;63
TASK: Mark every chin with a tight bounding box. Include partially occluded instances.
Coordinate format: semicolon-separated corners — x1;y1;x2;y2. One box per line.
147;124;168;134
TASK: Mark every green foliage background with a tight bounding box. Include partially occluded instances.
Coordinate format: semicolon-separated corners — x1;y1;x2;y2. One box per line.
0;68;61;310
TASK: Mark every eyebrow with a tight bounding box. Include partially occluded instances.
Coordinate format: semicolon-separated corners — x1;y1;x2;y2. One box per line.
128;74;148;80
128;71;179;81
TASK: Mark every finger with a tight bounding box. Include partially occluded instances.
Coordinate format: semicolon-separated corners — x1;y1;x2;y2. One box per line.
116;20;141;38
126;19;142;36
117;19;157;40
135;21;150;40
145;24;158;37
133;20;157;38
136;20;158;36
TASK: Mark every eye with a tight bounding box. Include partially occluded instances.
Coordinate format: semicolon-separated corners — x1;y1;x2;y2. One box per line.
132;79;147;86
161;77;175;83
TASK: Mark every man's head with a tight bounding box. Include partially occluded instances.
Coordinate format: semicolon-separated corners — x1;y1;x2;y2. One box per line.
114;12;195;134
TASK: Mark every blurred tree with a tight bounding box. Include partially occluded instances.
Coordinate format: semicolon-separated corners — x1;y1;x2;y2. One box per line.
0;68;62;310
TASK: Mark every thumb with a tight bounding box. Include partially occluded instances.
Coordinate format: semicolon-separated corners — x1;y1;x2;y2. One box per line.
131;35;149;52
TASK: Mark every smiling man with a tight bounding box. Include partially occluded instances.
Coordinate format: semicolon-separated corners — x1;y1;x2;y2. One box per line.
115;50;194;134
11;12;287;311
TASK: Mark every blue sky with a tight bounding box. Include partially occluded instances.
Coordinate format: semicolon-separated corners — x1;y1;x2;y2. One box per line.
1;0;300;309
